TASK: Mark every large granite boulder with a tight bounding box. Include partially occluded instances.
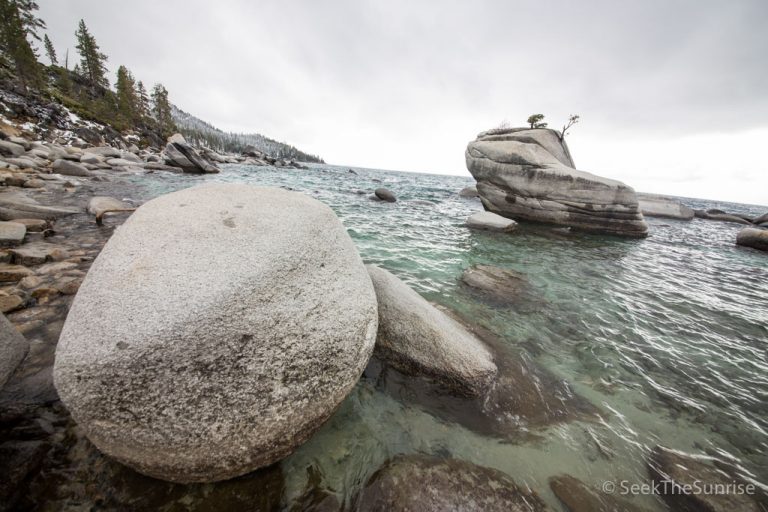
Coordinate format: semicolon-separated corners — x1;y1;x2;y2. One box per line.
163;142;220;173
366;265;497;397
637;193;694;220
736;227;768;252
1;313;28;388
54;184;378;483
356;455;547;511
466;127;648;237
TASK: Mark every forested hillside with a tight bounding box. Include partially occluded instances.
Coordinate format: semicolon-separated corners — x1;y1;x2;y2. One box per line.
171;106;323;163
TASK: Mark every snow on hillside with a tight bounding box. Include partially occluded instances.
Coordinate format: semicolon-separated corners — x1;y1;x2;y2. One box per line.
171;106;324;163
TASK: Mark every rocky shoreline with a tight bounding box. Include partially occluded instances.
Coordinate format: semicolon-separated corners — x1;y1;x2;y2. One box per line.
0;120;765;510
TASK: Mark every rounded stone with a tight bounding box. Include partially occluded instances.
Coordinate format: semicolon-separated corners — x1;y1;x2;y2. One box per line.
374;188;397;202
54;183;378;483
736;227;768;252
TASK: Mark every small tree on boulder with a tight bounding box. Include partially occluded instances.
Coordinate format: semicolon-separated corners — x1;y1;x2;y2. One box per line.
559;114;580;140
527;114;547;129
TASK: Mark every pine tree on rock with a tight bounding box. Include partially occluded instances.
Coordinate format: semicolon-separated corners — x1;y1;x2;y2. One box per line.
75;19;108;89
43;33;57;65
151;83;175;137
0;0;43;89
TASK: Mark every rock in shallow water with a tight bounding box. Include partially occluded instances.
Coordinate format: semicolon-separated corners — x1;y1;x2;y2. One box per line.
356;455;547;511
366;265;497;397
374;187;397;202
736;227;768;252
648;446;763;512
54;183;378;483
637;193;694;220
549;474;650;512
466;127;648;237
460;264;529;305
1;313;29;388
466;211;517;232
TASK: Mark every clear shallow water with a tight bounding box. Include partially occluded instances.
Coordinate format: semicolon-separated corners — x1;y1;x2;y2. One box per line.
124;164;767;510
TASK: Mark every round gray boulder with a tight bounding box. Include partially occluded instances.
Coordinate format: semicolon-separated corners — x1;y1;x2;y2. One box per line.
736;227;768;252
54;183;378;483
374;188;397;202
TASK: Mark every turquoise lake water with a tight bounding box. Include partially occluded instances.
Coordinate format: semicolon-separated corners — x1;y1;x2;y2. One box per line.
122;163;767;510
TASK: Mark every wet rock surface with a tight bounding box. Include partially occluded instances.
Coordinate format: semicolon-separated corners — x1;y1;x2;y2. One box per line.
549;474;651;512
648;446;765;512
736;227;768;252
466;211;517;232
460;264;533;306
366;264;497;398
355;454;547;511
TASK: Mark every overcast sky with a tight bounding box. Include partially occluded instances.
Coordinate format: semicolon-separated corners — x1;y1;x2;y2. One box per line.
38;0;767;205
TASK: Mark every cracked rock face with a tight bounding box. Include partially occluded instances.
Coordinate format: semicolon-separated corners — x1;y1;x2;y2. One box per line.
466;127;648;237
54;183;378;483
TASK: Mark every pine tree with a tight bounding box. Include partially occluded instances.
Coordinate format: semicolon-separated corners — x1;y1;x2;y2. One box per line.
11;0;44;40
136;80;150;119
0;0;43;88
43;33;57;65
115;65;138;124
151;83;175;137
75;19;108;89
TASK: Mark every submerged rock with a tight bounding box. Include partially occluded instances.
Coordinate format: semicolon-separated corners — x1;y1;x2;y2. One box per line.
54;184;378;483
374;188;397;202
356;455;547;512
460;264;529;304
0;440;50;509
637;193;694;220
550;474;650;512
736;227;768;252
1;313;28;388
366;265;497;397
466;211;517;232
459;185;479;197
648;446;763;512
466;127;648;237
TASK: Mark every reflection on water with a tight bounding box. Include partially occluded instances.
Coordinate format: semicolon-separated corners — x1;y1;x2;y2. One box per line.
6;163;765;510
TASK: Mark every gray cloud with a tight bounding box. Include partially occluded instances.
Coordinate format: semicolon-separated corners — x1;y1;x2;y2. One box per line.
37;0;768;204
